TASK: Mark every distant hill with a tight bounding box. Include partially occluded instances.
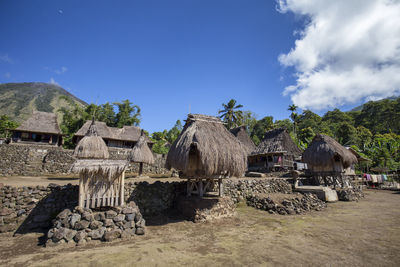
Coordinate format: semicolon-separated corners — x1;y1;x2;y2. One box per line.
0;82;87;123
351;96;399;112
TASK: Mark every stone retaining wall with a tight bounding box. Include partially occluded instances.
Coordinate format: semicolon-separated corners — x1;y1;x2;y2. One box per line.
0;178;293;234
0;144;169;176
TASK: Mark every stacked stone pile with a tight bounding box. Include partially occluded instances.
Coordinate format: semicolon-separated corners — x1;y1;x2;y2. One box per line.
46;201;145;246
246;193;327;215
336;187;365;201
223;179;293;203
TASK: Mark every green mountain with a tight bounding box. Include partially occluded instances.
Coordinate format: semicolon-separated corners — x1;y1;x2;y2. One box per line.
351;96;399;112
0;82;87;123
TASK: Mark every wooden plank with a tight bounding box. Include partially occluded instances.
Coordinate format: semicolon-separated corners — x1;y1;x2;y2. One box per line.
120;172;125;206
79;176;84;208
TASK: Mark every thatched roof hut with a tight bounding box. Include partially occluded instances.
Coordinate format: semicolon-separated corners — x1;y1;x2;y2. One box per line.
252;128;302;158
11;111;63;146
230;126;256;155
303;134;358;171
166;114;247;178
74;120;152;149
129;130;154;165
14;111;62;135
73;120;110;159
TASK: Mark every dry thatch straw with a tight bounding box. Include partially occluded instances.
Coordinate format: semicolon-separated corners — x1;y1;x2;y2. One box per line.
71;159;128;182
252;127;302;157
14;111;62;134
128;130;154;164
302;134;358;168
166;114;247;178
73;120;110;159
230;125;256;155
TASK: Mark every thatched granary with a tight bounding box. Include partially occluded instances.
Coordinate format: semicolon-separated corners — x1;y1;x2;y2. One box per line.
166;114;247;197
74;120;153;149
302;134;358;187
249;128;302;172
230;126;256;155
71;120;128;208
11;111;63;146
129;130;154;176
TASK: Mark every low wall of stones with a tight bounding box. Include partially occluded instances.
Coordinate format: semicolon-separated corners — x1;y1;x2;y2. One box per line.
0;178;293;234
0;144;169;176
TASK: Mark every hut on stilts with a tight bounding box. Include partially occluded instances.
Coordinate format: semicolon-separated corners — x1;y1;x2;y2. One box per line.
302;134;358;188
166;114;247;197
71;119;128;208
129;130;154;177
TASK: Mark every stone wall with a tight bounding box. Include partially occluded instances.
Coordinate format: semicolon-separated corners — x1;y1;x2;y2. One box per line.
0;144;169;176
0;178;293;234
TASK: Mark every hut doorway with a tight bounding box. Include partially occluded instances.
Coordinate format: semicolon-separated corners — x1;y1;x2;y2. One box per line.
188;143;204;177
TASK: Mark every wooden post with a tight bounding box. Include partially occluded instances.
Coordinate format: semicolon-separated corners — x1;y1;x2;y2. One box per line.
139;162;143;176
79;176;84;208
120;171;125;206
218;178;223;197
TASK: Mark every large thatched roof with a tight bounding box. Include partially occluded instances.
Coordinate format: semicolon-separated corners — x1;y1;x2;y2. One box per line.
74;120;152;143
303;134;358;168
230;126;256;155
166;114;247;178
73;120;110;159
128;130;154;164
251;128;302;157
14;111;62;135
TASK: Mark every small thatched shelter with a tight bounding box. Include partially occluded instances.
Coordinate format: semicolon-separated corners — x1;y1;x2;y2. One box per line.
166;114;247;197
129;130;154;176
303;134;358;187
249;128;302;172
71;120;128;208
11;111;63;146
230;126;256;156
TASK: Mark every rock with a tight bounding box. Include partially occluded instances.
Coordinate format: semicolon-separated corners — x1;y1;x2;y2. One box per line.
90;227;105;240
134;213;142;223
74;231;87;242
90;220;103;230
103;229;121;242
17;209;26;217
94;212;105;221
103;219;114;227
69;214;81;228
0;207;12;216
47;228;55;239
74;220;90;230
64;229;77;241
82;212;94;222
125;213;135;221
113;214;125;223
135;218;146;228
135;227;145;235
52;227;68;242
57;209;72;220
122;207;134;214
106;210;117;219
124;221;135;229
74;206;85;214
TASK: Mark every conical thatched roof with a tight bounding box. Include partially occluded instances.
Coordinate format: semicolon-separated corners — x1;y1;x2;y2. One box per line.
73;120;110;159
230;126;256;155
15;111;62;135
128;130;154;164
303;134;358;168
252;128;302;157
166;114;247;178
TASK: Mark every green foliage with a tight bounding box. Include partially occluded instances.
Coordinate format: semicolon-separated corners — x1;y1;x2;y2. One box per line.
336;121;356;145
237;111;258;135
0;115;18;138
150;120;183;154
251;116;274;145
58;96;141;149
218;99;243;129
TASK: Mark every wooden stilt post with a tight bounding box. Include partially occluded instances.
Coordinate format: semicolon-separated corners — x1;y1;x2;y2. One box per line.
218;178;223;197
79;176;84;208
120;171;125;206
139;162;143;176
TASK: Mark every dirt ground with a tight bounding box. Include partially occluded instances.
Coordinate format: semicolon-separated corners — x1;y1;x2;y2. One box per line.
0;189;399;267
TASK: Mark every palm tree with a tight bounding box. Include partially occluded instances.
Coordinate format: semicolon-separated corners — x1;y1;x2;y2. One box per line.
288;104;298;143
218;99;243;129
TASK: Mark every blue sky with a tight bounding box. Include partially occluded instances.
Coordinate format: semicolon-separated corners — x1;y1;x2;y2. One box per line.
2;0;397;133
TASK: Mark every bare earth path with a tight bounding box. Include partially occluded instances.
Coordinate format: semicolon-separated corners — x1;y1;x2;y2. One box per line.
0;189;399;267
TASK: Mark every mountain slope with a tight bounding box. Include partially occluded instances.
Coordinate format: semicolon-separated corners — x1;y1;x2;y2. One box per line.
350;96;399;112
0;82;87;123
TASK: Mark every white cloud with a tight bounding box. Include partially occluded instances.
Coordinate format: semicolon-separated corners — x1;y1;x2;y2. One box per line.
54;66;68;74
0;54;13;63
49;77;59;85
278;0;400;110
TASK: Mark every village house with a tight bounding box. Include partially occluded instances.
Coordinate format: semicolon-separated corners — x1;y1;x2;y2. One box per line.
230;125;256;156
73;120;153;149
248;127;302;172
11;111;63;146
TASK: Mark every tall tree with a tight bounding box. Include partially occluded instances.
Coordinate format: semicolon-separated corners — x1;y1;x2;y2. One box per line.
114;100;141;127
0;115;18;138
288;104;298;143
251;116;274;145
218;99;243;129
